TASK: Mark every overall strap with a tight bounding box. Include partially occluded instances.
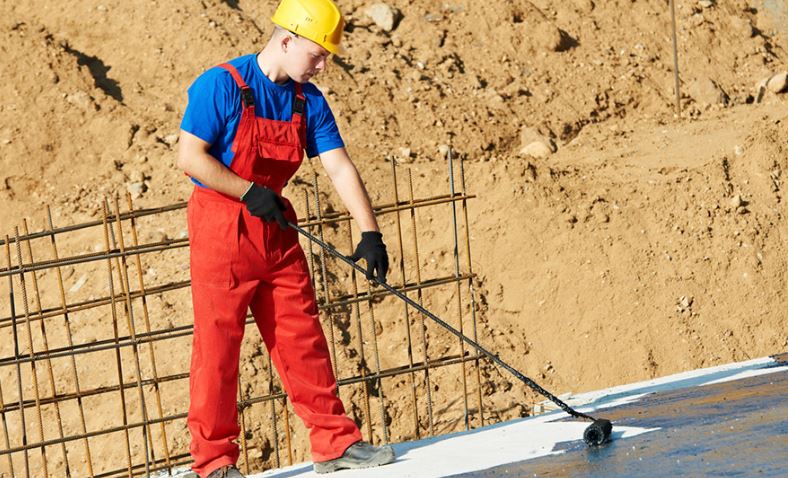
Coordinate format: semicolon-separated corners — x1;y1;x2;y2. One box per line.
292;82;306;146
218;63;255;108
293;82;305;119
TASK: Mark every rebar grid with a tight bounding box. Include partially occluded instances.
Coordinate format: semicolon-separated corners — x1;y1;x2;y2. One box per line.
0;156;489;477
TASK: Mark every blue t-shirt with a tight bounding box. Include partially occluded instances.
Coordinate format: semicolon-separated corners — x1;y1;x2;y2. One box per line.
180;54;344;184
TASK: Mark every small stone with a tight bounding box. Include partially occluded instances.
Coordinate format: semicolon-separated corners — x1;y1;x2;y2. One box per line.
518;126;556;157
730;194;744;208
734;145;744;156
698;0;714;8
678;295;693;310
689;77;729;105
398;147;412;159
534;22;563;52
162;134;179;147
365;3;400;32
127;182;146;199
65;91;96;110
519;127;553;149
437;144;452;158
766;71;787;93
730;16;754;38
736;206;748;215
519;141;554;158
487;93;505;107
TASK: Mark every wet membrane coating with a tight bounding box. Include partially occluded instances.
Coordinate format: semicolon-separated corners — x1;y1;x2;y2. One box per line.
450;362;787;477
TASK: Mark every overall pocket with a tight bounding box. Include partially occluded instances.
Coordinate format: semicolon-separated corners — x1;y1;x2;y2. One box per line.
187;194;240;288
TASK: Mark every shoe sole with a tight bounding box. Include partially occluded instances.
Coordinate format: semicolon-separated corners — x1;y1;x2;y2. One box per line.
313;448;395;474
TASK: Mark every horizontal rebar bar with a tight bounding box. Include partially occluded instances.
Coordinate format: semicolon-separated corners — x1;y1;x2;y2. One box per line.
0;280;191;330
0;192;475;248
0;193;474;278
0;371;190;415
0;203;188;248
0;351;480;455
1;273;473;367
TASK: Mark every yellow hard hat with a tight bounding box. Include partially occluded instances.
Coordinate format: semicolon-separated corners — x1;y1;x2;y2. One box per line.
271;0;345;55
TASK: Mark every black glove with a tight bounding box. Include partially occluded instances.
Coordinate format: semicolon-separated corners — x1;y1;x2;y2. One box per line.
241;183;288;230
350;231;389;283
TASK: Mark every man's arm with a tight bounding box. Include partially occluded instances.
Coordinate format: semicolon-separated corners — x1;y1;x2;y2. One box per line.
318;147;380;232
176;130;251;199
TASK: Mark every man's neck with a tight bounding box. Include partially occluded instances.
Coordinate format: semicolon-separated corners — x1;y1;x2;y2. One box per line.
256;47;290;85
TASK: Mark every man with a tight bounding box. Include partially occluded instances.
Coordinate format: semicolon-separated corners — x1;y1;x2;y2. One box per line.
176;0;395;476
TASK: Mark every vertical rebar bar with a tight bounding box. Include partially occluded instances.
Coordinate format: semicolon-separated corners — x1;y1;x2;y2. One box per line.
304;190;317;292
312;175;340;379
4;235;26;478
407;170;435;436
124;194;172;473
345;224;373;441
45;207;95;478
13;227;49;476
266;354;281;469
390;159;420;439
458;154;484;427
282;394;293;466
670;0;681;117
100;202;134;478
363;279;389;444
21;219;71;477
237;375;250;475
447;152;472;431
110;197;152;476
0;365;14;476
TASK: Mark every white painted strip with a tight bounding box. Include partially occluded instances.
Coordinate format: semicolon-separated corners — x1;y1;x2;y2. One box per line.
701;364;787;385
251;416;656;478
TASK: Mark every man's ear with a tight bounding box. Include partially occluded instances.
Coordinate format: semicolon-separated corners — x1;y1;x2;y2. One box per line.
281;34;292;53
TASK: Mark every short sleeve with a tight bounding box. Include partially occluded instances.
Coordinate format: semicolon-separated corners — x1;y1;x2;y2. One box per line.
305;92;345;158
180;68;236;145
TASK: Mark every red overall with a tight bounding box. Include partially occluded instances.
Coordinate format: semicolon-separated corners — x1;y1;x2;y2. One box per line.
186;63;361;477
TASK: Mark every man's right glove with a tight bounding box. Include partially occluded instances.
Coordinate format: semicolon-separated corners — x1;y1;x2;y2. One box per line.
241;183;288;230
350;231;389;283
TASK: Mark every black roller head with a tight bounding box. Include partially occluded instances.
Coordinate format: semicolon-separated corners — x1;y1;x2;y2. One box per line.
583;418;613;446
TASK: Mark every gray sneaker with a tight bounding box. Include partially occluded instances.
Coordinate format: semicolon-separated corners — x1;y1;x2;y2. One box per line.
206;465;245;478
313;441;395;474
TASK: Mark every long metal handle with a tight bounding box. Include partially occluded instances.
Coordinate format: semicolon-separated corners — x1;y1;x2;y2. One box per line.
288;221;596;422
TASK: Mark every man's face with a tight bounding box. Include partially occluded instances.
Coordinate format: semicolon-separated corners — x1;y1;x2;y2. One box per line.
284;34;330;83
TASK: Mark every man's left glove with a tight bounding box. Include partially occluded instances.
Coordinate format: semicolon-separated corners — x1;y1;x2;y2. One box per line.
350;231;389;283
241;183;288;230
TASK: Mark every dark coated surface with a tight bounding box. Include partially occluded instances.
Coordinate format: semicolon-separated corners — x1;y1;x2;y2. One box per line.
449;363;787;478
